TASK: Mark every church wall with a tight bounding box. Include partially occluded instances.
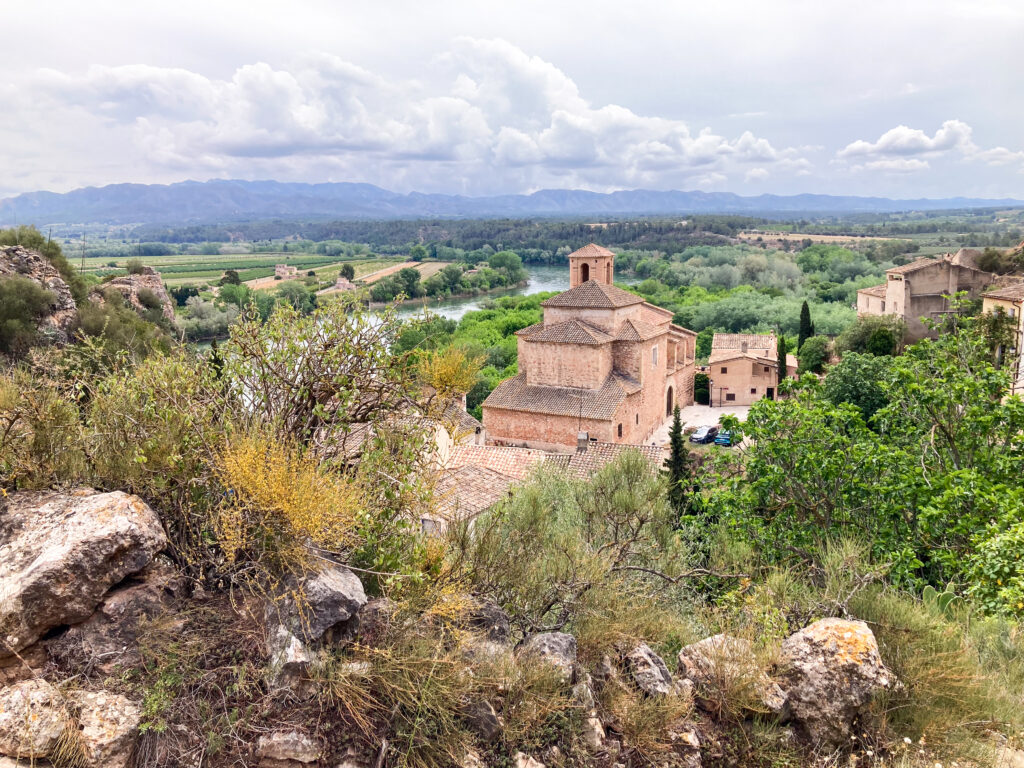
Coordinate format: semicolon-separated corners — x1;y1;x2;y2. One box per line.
521;340;612;388
483;407;614;450
543;305;640;334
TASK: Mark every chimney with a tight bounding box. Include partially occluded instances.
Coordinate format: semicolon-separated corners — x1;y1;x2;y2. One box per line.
576;431;589;453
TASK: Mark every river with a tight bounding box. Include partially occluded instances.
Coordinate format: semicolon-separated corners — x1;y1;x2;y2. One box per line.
394;264;639;322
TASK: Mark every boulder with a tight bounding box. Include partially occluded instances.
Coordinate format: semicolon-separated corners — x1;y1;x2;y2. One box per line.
67;690;141;768
0;245;78;344
0;679;68;758
777;618;892;748
463;699;504;742
677;634;785;714
269;564;367;644
266;624;314;689
47;557;184;674
622;642;674;696
89;266;176;324
256;730;320;765
582;716;606;751
466;600;512;644
517;632;576;683
0;489;167;658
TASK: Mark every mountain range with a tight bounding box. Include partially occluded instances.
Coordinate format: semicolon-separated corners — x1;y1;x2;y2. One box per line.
2;179;1022;226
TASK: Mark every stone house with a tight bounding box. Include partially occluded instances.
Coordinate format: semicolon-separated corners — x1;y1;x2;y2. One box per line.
275;264;299;278
981;281;1024;396
482;244;697;450
856;249;997;341
707;333;783;406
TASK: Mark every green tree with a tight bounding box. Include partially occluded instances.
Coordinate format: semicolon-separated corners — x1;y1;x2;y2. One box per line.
797;335;829;374
822;352;893;425
397;267;423;298
693;372;710;405
219;283;253;308
409;244;428;262
798;300;813;351
219;269;242;286
339;263;356;281
276;281;316;314
126;258;146;275
664;405;695;516
776;333;788;386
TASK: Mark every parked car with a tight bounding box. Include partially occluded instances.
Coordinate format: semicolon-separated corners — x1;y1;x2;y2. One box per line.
714;430;739;447
689;425;719;444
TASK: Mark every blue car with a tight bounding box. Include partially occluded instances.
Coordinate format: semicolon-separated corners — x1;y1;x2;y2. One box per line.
689;425;718;444
714;430;739;446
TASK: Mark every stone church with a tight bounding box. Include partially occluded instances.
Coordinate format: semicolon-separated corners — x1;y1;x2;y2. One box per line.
482;244;697;450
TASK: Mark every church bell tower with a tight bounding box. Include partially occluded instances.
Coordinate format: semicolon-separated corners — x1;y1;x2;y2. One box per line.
568;243;615;288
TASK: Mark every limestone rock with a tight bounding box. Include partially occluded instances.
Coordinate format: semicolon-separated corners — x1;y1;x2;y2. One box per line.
622;642;674;696
269;564;367;644
67;690;141;768
256;730;320;765
462;748;485;768
463;699;504;742
47;557;183;674
0;245;77;344
517;632;576;683
583;716;606;750
514;753;544;768
0;489;167;658
466;600;511;644
266;624;314;689
0;679;68;758
677;634;785;714
778;618;892;748
90;266;176;324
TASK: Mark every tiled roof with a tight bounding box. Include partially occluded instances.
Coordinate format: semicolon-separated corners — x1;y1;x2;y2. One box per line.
434;465;517;521
440;400;484;435
711;333;775;352
483;372;633;420
615;319;662;341
858;283;887;298
541;280;645;309
983;281;1024;301
708;350;778;365
561;442;664;480
568;243;616;259
887;256;942;275
522;319;614;345
514;321;545;337
447;444;551;480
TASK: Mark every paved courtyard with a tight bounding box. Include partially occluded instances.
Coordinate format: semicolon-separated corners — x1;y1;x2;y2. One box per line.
648;403;751;447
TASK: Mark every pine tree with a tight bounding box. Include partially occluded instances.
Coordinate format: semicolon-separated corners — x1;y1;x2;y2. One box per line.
798;301;813;351
664;405;692;516
776;333;788;386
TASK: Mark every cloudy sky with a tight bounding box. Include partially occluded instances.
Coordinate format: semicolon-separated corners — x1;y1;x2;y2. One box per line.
2;0;1022;200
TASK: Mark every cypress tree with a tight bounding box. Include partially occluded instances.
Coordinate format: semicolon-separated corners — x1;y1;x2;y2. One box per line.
798;301;813;351
776;333;788;386
664;405;691;516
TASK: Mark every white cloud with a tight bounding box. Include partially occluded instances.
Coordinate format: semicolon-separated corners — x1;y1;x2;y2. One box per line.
745;167;769;182
856;158;931;173
838;119;976;158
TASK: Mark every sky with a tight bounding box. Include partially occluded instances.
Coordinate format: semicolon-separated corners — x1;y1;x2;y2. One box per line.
2;0;1023;201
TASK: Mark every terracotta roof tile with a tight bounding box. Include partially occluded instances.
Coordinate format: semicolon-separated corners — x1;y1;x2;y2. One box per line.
983;281;1024;301
483;372;633;420
887;256;943;275
568;243;616;259
561;442;664;480
447;444;551;480
434;465;517;521
615;319;662;341
541;280;644;309
522;319;614;345
857;284;887;298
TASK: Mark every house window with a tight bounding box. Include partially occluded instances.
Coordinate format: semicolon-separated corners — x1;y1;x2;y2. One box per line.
725;393;736;402
617;423;623;438
881;301;886;312
652;346;658;367
750;388;757;394
764;366;770;373
635;414;639;425
720;366;728;374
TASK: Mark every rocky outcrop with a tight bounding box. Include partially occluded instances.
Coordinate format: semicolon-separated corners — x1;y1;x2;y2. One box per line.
517;632;577;684
256;730;320;766
270;564;367;644
622;642;674;697
90;266;175;323
0;245;77;343
0;679;68;758
778;618;892;748
0;489;167;658
66;690;141;768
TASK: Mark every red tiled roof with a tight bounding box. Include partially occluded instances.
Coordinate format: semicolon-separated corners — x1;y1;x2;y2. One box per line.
447;444;550;480
858;284;887;298
434;465;517;521
568;243;615;259
541;280;645;309
983;281;1024;301
522;319;614;345
560;442;664;480
887;256;943;275
615;319;662;342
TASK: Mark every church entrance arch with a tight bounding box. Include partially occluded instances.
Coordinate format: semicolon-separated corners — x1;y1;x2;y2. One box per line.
580;263;590;282
666;386;674;416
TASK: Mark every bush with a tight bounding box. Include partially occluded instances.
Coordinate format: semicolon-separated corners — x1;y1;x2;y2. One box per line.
0;276;55;357
74;289;172;362
796;335;829;374
126;258;146;274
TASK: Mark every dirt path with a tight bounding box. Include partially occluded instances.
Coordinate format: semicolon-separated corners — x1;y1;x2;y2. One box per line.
359;262;418;284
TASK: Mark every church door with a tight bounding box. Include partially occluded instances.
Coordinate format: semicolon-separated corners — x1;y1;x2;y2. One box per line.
666;386;674;416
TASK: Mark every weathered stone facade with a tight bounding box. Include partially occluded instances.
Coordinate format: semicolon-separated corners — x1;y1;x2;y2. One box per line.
857;249;998;341
482;244;696;450
707;333;782;406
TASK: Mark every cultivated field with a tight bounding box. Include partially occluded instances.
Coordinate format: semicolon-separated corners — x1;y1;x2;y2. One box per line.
737;231;909;244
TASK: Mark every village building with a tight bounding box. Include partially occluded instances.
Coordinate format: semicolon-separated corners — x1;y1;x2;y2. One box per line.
275;264;299;278
982;281;1024;396
707;333;788;406
856;249;998;342
481;244;697;450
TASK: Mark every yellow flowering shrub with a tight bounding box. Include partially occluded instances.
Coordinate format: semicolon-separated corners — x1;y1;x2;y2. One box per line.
214;432;363;578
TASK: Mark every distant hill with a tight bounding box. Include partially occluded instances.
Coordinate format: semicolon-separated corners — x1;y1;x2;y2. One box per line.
2;179;1022;226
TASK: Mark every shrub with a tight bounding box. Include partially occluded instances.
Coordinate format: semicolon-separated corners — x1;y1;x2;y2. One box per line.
0;275;55;357
137;287;163;311
796;335;829;374
74;289;172;362
126;258;146;275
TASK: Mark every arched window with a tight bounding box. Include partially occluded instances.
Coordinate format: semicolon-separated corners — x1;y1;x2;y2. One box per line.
580;263;590;282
